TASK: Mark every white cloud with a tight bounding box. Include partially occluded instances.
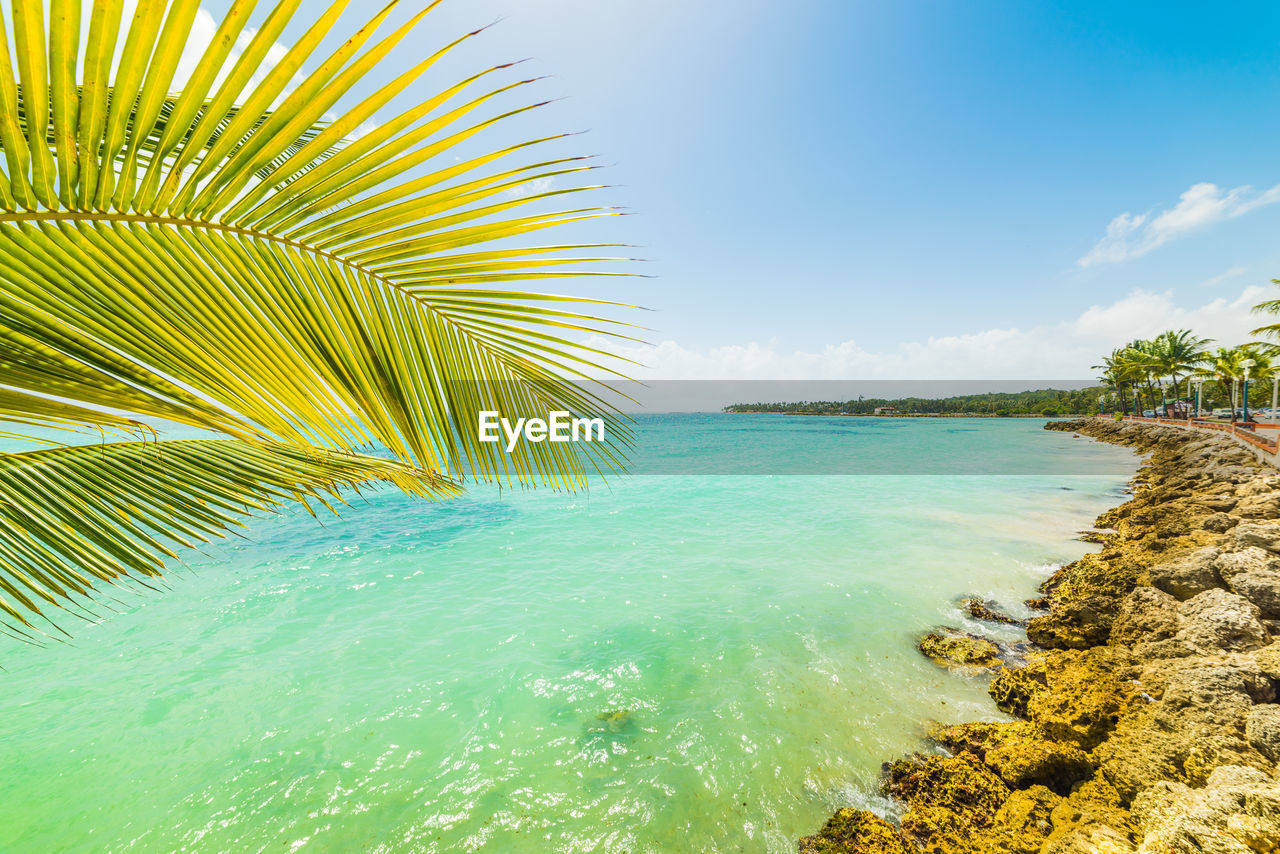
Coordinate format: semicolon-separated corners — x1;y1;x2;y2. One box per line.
1199;266;1248;288
591;285;1274;380
505;175;556;199
1078;182;1280;267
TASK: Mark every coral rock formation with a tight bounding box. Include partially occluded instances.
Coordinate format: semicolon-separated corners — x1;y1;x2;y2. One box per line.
799;418;1280;853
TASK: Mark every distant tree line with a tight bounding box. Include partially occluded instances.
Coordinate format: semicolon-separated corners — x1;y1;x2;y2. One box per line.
724;387;1108;417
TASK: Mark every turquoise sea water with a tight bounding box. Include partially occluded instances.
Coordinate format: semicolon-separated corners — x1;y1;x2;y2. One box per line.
0;416;1137;853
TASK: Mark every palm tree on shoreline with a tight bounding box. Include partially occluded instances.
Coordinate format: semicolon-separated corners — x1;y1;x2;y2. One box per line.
1150;329;1212;411
1206;346;1256;420
1121;340;1162;413
1093;346;1149;415
0;2;636;641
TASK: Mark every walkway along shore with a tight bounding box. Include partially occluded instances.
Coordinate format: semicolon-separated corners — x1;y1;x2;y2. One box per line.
798;417;1280;853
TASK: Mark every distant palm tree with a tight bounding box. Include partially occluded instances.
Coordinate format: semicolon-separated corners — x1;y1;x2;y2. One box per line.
0;2;636;641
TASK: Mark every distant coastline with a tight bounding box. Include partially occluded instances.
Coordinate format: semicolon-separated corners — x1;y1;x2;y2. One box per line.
724;385;1109;418
727;411;1088;418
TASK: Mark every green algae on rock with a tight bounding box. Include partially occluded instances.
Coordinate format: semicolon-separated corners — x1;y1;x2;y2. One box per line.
917;630;1003;671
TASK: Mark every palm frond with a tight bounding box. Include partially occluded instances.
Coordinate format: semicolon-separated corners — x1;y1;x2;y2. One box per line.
0;438;460;640
0;0;636;483
0;0;639;637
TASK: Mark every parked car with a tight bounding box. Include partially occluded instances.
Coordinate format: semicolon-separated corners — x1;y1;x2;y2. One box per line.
1142;410;1157;417
1211;408;1235;419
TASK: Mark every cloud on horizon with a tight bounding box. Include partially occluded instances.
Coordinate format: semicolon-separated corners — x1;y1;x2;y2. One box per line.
592;284;1273;380
1078;182;1280;267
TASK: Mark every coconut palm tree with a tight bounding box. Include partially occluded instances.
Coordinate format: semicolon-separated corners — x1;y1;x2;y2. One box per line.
0;1;638;642
1113;340;1162;413
1092;352;1126;414
1205;346;1260;420
1251;279;1280;343
1149;329;1212;412
1093;346;1150;415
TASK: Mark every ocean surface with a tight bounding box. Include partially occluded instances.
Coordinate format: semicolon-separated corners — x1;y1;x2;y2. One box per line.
0;416;1138;853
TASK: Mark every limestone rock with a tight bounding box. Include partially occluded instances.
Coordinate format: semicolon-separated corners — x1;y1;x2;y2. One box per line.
1024;647;1132;751
988;785;1062;854
930;720;1093;794
1235;522;1280;555
796;808;913;854
1215;547;1278;583
1246;705;1280;763
1027;596;1118;650
1097;665;1267;801
1042;778;1137;854
886;753;1011;848
1110;586;1180;645
1256;643;1280;682
1204;512;1238;533
1175;589;1270;653
989;662;1048;718
1149;546;1222;600
1131;765;1280;854
1226;567;1280;619
1233;492;1280;519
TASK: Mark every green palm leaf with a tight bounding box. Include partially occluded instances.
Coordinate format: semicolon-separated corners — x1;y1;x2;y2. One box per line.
0;439;461;640
0;0;638;635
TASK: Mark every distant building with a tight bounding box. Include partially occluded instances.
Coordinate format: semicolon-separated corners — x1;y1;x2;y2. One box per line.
873;406;897;415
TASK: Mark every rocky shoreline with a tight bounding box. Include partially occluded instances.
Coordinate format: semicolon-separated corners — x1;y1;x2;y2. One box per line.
799;417;1280;853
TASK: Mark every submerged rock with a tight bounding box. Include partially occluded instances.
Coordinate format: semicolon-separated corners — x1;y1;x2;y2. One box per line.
960;597;1022;626
592;708;634;733
917;630;1002;671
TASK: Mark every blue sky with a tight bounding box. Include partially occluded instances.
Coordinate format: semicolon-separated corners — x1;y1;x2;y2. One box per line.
190;1;1280;376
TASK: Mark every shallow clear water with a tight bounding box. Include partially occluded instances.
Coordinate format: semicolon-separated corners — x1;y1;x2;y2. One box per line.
0;416;1136;853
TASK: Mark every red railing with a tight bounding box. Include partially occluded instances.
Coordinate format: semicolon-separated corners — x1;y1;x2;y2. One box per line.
1124;415;1280;454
